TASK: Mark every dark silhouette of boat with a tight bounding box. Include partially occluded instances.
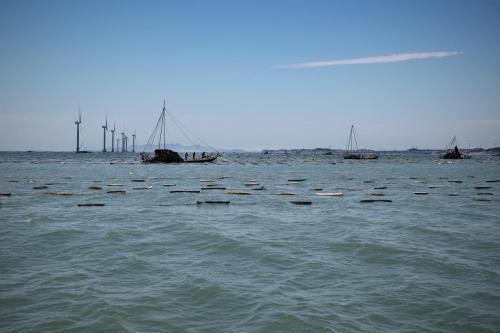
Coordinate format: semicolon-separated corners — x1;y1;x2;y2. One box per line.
343;125;378;159
140;101;219;164
440;136;470;159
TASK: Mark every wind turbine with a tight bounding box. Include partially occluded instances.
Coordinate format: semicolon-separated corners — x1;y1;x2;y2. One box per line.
121;131;125;152
132;131;136;152
111;123;116;152
75;108;82;153
102;114;108;152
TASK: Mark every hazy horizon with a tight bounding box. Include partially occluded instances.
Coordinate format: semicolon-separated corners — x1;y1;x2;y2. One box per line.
1;0;499;151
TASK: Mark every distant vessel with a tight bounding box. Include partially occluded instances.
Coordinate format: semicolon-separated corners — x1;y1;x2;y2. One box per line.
440;136;470;159
343;125;378;159
140;101;219;164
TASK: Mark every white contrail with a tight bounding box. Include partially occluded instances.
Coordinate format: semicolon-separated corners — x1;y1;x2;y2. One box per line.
275;51;463;69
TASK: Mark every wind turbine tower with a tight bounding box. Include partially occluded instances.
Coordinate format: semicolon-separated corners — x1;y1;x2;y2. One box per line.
102;115;108;152
75;109;81;153
132;132;136;152
121;132;125;152
111;123;115;152
117;138;120;152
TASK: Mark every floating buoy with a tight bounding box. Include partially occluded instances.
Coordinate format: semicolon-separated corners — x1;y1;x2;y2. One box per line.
197;200;230;204
225;191;251;195
290;200;312;205
360;199;392;203
33;186;48;190
474;186;492;189
107;190;126;194
414;192;429;195
46;192;73;196
0;192;11;196
170;190;200;193
276;192;295;196
316;192;343;197
133;186;152;190
78;203;105;207
89;186;102;190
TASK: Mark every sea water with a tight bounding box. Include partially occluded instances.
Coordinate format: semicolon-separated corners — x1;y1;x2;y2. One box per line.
0;151;499;332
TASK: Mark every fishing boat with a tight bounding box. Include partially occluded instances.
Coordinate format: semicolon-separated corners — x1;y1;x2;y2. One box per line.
343;125;378;159
440;136;470;159
140;101;219;164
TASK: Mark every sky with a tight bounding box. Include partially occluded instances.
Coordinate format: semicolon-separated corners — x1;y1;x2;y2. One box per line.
0;0;499;151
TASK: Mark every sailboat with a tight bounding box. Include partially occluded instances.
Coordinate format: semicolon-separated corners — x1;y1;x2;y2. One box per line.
440;136;470;159
140;101;219;164
343;125;378;159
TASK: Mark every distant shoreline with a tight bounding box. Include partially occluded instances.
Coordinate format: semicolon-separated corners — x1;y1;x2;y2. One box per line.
1;147;499;154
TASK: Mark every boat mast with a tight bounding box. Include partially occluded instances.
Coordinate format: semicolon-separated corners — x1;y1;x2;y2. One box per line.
163;100;166;149
352;125;359;152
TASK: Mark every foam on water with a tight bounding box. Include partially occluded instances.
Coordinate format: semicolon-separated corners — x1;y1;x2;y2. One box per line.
1;151;499;332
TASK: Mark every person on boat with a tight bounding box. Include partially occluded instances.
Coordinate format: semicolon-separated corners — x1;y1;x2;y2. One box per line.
454;146;460;155
192;152;196;160
202;152;205;159
185;152;188;160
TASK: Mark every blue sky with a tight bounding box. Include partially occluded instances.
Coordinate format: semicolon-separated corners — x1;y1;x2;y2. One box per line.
1;0;499;151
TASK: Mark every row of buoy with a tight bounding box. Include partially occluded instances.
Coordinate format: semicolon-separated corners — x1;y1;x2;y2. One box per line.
2;174;498;208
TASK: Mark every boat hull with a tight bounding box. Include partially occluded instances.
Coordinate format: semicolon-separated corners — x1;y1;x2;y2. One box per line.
343;154;379;160
141;149;218;164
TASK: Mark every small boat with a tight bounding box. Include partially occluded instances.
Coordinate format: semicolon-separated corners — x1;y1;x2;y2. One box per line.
343;125;378;159
440;136;471;159
141;101;219;164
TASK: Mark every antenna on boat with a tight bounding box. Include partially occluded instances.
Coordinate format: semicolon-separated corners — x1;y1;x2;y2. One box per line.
102;114;108;152
110;122;115;152
75;106;82;153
